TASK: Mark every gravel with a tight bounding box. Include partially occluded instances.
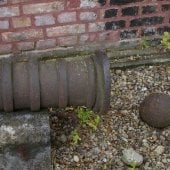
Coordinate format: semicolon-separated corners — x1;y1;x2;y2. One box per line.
50;64;170;170
73;155;80;163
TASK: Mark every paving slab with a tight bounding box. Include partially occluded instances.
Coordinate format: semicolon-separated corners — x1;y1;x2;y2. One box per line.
0;112;51;170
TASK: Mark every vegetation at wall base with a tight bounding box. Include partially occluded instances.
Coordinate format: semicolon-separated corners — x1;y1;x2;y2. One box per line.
161;32;170;49
140;36;149;49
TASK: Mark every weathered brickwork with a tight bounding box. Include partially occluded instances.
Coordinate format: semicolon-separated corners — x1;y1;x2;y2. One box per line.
0;0;169;55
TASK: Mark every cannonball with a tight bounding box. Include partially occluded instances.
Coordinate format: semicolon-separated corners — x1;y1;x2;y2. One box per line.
139;93;170;128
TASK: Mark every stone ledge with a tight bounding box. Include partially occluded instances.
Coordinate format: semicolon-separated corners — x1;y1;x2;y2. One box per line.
109;49;170;68
0;42;169;68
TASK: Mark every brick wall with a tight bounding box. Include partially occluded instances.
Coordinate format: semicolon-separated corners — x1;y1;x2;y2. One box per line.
0;0;169;55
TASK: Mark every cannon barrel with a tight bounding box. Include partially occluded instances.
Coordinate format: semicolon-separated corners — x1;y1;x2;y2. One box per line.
0;51;111;113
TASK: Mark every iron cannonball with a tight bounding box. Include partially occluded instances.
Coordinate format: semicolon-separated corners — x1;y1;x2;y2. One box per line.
139;93;170;128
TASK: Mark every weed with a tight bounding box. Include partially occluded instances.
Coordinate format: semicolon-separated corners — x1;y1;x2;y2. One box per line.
140;36;149;49
75;106;92;124
70;129;81;145
161;32;170;49
69;106;101;145
128;161;137;170
75;106;101;130
86;115;100;130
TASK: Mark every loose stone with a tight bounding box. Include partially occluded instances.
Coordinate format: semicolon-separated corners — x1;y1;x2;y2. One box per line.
59;134;67;143
73;155;79;162
122;148;143;167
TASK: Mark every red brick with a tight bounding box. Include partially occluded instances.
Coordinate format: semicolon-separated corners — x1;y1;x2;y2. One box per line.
79;34;89;44
35;15;55;26
101;8;118;18
46;24;85;37
80;0;98;8
89;34;97;42
67;0;80;8
0;0;168;56
17;42;34;51
0;44;12;54
12;17;31;28
57;12;76;23
58;36;77;46
99;31;120;41
0;0;7;5
0;20;9;29
0;6;19;17
80;11;97;21
36;39;56;50
23;2;64;14
88;22;105;32
2;29;43;42
79;33;97;44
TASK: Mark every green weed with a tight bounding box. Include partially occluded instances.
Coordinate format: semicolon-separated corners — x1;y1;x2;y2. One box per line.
128;161;137;170
161;32;170;49
75;106;101;130
69;106;101;145
70;129;81;145
140;36;149;49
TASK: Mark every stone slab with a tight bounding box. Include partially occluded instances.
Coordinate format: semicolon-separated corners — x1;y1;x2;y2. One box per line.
0;112;51;170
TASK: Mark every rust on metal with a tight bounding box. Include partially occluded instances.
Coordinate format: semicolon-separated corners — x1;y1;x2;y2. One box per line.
139;93;170;128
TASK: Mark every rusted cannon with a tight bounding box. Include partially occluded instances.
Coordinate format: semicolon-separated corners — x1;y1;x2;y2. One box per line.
0;51;111;113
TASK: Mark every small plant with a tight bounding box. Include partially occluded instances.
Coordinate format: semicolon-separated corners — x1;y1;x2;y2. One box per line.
75;106;92;124
86;115;100;130
161;32;170;49
70;129;81;145
69;106;101;145
140;36;149;49
128;161;137;170
75;106;101;130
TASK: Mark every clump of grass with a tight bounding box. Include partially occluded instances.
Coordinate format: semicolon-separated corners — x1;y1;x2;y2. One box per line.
161;32;170;49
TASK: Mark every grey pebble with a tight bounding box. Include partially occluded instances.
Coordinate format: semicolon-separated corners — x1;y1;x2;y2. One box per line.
122;148;143;166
